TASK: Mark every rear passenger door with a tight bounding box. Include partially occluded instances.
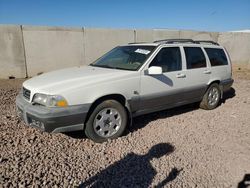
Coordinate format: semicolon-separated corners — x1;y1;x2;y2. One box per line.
182;46;210;101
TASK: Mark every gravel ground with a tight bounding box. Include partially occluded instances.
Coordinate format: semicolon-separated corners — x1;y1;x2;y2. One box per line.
0;75;250;187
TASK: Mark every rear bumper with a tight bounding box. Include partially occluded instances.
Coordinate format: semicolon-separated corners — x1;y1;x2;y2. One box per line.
221;78;234;92
16;94;90;133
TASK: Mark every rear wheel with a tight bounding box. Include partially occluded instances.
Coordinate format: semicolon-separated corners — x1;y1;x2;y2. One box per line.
200;83;221;110
85;100;127;143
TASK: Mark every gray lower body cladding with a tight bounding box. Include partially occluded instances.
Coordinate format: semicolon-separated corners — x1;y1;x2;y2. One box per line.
221;78;234;92
16;94;90;133
131;79;234;116
131;85;206;116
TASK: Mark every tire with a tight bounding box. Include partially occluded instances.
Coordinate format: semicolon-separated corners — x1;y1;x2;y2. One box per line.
200;83;221;110
85;100;128;143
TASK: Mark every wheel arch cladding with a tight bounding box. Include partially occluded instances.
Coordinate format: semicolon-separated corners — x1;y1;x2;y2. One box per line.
206;80;221;91
209;80;220;85
84;94;131;125
207;80;223;98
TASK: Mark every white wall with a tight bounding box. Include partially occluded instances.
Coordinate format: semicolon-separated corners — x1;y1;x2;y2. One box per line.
0;25;249;78
22;26;85;76
0;25;26;78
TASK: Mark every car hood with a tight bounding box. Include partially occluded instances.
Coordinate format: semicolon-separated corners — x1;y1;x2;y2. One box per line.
23;66;135;94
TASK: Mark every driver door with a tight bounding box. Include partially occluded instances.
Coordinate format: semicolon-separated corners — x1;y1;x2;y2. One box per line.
139;46;187;114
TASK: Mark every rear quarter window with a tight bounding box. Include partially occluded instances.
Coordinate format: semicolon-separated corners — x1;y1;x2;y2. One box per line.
205;48;228;66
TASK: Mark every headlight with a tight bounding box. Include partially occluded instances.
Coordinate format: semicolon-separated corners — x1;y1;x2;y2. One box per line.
32;94;68;107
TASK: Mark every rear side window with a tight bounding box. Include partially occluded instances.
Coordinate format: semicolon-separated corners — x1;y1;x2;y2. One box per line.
184;47;206;69
205;48;228;66
149;47;182;72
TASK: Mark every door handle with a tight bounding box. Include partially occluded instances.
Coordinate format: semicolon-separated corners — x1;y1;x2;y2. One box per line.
176;73;186;78
203;70;211;74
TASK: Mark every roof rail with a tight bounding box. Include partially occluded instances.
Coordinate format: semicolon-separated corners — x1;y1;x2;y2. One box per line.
153;39;219;46
194;40;219;45
154;39;195;44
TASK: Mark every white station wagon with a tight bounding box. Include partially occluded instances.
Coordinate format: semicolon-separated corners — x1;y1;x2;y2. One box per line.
16;39;233;142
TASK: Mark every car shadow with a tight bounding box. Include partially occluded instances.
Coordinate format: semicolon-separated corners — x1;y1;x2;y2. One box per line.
221;87;236;103
153;74;174;86
65;87;236;139
79;143;182;187
64;130;87;139
238;174;250;188
127;102;200;134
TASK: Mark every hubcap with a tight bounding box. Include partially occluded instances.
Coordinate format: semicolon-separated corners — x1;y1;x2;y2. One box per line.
208;87;219;106
93;108;122;138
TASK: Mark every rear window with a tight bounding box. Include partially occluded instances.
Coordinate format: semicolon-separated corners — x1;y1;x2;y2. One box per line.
205;48;228;66
184;47;206;69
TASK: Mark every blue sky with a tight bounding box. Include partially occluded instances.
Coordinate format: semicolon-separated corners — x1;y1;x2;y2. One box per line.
0;0;249;31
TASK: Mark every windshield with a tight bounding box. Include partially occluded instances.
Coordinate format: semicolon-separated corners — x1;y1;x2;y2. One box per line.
90;45;156;71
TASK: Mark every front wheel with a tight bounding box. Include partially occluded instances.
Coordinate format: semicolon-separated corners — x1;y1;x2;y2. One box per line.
85;100;128;143
200;83;221;110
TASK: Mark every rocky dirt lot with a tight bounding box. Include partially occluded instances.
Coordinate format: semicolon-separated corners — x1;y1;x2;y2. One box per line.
0;69;250;187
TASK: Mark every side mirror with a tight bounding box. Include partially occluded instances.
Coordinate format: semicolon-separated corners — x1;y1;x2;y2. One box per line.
147;66;163;75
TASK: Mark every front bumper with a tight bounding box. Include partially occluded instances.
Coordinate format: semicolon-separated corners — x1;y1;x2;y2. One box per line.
16;94;90;133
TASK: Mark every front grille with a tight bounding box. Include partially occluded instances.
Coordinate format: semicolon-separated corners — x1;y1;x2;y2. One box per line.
23;87;31;100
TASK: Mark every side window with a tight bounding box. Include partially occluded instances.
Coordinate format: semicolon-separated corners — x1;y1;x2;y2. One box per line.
205;48;228;66
149;47;182;72
184;47;206;69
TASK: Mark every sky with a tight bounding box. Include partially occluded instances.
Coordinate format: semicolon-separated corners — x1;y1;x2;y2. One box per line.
0;0;249;32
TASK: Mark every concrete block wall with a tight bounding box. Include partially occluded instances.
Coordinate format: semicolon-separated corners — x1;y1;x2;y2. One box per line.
135;29;220;43
135;29;154;42
0;25;26;78
84;28;135;65
179;30;219;41
218;32;250;64
22;26;85;76
0;24;250;78
153;29;180;41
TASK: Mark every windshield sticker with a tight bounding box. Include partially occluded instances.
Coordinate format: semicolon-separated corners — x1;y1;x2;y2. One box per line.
135;49;151;55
